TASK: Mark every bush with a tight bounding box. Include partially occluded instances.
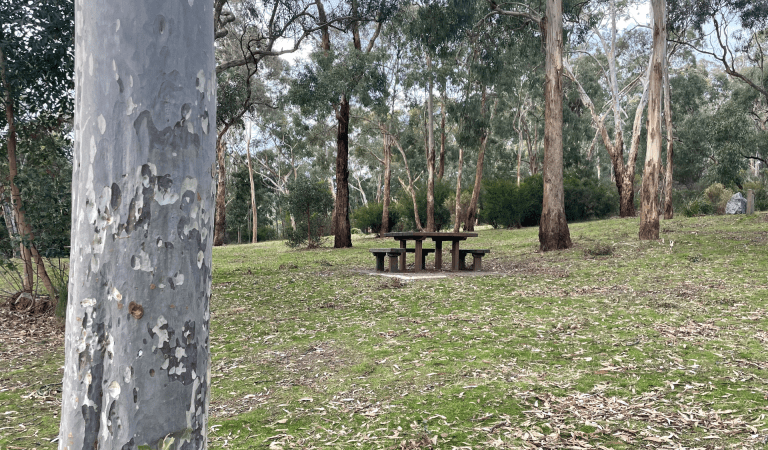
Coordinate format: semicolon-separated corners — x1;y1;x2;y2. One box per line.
284;177;334;249
258;226;277;242
682;198;715;217
351;202;399;234
480;175;543;228
563;172;618;222
703;183;733;214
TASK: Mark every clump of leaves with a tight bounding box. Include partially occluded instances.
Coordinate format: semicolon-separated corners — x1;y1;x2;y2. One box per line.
583;242;613;256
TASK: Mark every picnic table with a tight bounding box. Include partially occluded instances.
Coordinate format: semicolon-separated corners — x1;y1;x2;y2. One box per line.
382;231;479;272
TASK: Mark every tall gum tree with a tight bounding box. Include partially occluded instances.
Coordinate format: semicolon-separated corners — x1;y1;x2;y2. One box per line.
539;0;572;250
639;0;666;240
485;0;572;250
59;0;216;448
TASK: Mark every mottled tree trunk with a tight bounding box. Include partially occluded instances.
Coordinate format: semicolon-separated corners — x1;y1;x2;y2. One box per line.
381;133;392;236
639;0;665;240
425;55;436;232
663;51;674;220
453;146;464;233
334;96;352;248
59;1;215;449
213;136;227;246
246;124;258;242
438;90;446;180
539;0;572;251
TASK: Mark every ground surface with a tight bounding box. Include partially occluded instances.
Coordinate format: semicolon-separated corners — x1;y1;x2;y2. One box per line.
2;214;768;449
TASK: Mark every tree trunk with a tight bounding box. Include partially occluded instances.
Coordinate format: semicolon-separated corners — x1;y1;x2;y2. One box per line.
246;123;258;243
213;136;227;246
464;88;489;232
539;0;572;251
392;138;424;232
381;132;392;235
1;51;34;292
334;96;352;248
453;146;464;233
425;55;436;231
438;90;447;180
59;1;215;448
663;49;674;220
639;0;665;240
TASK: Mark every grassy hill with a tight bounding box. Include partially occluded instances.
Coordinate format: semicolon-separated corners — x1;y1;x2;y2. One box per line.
2;213;768;449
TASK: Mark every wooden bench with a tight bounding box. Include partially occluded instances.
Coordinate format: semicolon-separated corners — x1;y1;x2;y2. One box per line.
370;248;406;272
458;249;490;271
405;248;436;270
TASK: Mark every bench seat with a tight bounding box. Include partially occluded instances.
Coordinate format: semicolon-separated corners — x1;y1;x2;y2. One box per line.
458;249;490;271
370;248;405;272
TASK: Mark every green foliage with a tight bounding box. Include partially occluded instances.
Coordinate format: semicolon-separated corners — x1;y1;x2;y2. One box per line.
563;172;619;222
479;175;543;228
351;202;398;234
682;198;715;217
284;177;334;249
392;180;452;231
226;165;273;244
703;183;733;214
480;172;617;228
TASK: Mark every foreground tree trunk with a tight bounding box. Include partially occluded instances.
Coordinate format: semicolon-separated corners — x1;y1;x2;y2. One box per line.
59;1;215;448
334;96;352;248
539;0;572;251
639;0;665;240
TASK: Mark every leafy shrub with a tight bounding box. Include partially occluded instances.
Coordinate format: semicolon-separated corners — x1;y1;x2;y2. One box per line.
284;177;334;249
563;172;619;222
480;173;616;228
351;202;399;234
703;183;733;214
682;198;715;217
480;175;543;228
258;226;277;242
744;180;768;211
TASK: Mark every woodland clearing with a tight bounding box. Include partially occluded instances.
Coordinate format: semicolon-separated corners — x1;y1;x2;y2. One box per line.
2;214;768;449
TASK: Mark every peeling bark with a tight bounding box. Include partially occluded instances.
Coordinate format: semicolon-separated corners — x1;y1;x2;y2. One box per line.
213;137;227;246
59;1;215;448
639;0;665;240
539;0;572;252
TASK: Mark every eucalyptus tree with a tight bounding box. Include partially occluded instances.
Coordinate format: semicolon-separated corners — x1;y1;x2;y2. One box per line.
290;0;397;248
0;0;72;302
563;0;652;217
59;0;215;448
486;0;575;250
639;0;666;240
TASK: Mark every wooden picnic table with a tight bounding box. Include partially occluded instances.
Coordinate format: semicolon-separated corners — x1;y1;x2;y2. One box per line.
382;231;478;272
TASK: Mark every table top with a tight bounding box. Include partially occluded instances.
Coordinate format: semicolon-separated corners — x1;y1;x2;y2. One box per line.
383;231;478;239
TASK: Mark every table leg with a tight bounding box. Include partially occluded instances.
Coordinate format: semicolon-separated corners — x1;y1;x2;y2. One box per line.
399;239;407;271
451;240;460;271
434;240;443;270
415;240;423;272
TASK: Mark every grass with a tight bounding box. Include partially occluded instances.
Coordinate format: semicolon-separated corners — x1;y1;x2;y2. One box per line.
2;214;768;449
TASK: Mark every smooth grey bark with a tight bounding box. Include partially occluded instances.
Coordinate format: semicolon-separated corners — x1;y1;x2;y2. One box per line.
59;1;215;449
639;0;665;240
